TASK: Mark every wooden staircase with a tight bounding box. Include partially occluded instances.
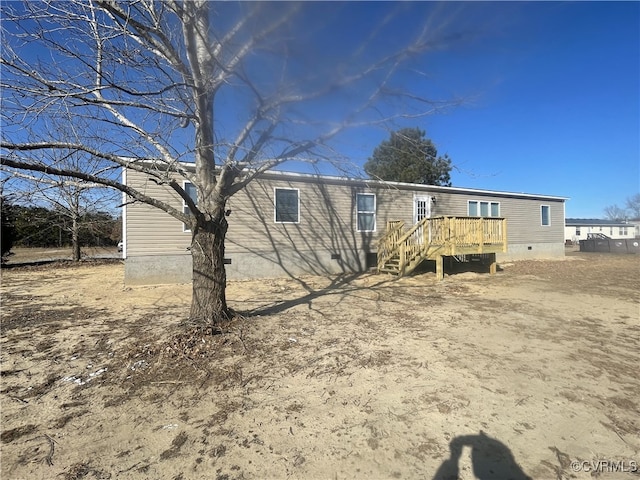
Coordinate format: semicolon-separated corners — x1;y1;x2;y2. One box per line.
377;216;507;279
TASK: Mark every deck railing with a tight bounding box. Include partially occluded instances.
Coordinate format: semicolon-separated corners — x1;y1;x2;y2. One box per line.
443;216;507;254
377;216;507;274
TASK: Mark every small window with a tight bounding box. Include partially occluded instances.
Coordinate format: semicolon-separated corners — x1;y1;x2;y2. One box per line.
274;188;299;223
620;226;628;235
541;205;550;226
356;193;376;232
183;181;198;232
575;227;581;236
468;200;500;217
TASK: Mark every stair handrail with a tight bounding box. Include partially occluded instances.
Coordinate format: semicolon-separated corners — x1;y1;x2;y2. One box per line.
380;216;443;273
377;220;406;270
399;217;449;271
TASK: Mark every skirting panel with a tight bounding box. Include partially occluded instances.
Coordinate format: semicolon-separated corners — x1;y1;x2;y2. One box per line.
125;243;564;285
125;249;369;285
497;243;565;262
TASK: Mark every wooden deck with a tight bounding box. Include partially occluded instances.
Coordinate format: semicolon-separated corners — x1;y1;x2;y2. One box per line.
377;216;508;279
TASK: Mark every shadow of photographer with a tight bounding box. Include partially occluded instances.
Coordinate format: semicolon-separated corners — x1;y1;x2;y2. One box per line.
433;431;532;480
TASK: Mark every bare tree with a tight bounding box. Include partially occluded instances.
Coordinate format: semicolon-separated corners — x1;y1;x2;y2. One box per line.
603;204;628;222
1;185;16;263
6;177;118;261
604;194;640;222
4;129;119;260
1;1;457;325
625;193;640;220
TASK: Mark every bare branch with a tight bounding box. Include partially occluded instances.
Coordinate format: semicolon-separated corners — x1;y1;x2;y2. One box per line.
1;157;187;223
95;0;192;83
1;0;467;318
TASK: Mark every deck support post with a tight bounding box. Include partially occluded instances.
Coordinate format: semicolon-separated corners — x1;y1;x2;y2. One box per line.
502;219;508;252
489;253;497;275
436;255;444;280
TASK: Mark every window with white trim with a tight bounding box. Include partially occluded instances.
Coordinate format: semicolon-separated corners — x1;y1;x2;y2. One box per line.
620;226;628;235
356;193;376;232
183;181;197;232
274;188;299;223
468;200;500;217
541;205;550;226
575;227;581;236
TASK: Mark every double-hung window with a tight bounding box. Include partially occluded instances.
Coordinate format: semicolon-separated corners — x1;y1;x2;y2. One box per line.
468;200;500;217
183;181;198;232
274;188;299;223
356;193;376;232
541;205;550;226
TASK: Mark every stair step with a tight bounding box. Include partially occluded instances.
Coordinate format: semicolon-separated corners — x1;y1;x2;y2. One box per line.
379;268;400;274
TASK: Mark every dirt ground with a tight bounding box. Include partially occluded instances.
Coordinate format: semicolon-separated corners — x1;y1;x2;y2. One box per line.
1;251;639;480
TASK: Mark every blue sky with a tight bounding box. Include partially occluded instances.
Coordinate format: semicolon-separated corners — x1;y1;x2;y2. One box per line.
340;1;639;218
3;2;638;219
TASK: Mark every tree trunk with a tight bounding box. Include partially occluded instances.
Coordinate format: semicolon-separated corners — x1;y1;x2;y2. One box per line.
189;216;232;326
72;215;81;261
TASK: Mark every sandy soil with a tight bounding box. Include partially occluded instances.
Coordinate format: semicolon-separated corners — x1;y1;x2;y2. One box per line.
1;252;639;480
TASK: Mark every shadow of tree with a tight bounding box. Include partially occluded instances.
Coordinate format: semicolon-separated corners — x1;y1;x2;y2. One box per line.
433;431;531;480
222;176;503;318
226;179;376;291
241;272;395;317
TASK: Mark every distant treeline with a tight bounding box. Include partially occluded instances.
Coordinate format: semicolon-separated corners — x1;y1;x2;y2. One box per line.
3;203;120;248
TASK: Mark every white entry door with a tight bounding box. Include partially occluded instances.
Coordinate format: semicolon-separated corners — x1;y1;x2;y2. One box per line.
414;195;431;223
414;195;432;244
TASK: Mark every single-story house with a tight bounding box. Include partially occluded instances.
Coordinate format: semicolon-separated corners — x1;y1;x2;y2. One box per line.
122;168;567;285
565;218;638;243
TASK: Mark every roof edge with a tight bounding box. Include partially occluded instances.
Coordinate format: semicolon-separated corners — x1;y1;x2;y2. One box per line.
127;160;569;202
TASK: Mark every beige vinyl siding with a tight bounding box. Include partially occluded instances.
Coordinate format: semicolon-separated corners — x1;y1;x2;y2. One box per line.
500;198;564;244
414;190;564;245
227;178;393;255
125;169;565;259
227;178;357;254
377;188;414;227
126;170;408;257
125;171;191;257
